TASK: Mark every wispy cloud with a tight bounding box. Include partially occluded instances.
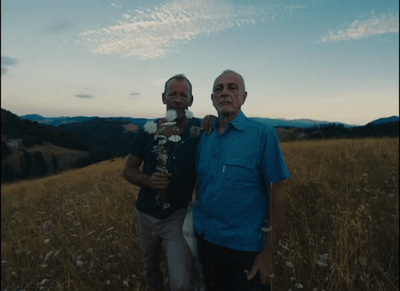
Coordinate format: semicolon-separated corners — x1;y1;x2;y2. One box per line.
1;56;18;75
75;94;94;99
81;0;269;60
128;92;141;99
43;19;72;34
111;2;121;9
322;15;399;42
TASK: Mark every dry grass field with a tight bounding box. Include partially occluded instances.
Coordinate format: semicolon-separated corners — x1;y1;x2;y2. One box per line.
1;138;399;290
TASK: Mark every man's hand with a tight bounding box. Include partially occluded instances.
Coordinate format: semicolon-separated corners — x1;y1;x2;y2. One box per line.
247;249;274;285
201;115;217;134
150;172;171;191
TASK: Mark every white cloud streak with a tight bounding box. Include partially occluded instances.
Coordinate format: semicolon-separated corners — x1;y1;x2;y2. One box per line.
81;0;266;60
322;15;399;42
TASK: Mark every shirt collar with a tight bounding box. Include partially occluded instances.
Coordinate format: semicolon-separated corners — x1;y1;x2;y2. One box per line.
213;111;246;131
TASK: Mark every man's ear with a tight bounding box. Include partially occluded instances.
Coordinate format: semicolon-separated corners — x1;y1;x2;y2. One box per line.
162;93;167;104
242;91;247;105
189;95;194;107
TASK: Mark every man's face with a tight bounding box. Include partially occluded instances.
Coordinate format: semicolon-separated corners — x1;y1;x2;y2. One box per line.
211;72;247;118
162;79;193;118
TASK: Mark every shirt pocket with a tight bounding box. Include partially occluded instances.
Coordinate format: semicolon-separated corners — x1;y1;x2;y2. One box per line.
224;158;258;186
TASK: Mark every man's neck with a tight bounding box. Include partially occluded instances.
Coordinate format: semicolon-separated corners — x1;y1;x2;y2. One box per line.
218;111;240;134
175;117;188;129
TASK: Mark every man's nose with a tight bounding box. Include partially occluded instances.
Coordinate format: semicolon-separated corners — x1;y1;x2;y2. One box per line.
220;86;229;96
173;94;185;103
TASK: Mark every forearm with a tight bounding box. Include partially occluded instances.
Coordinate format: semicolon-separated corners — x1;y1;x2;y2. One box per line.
123;167;151;188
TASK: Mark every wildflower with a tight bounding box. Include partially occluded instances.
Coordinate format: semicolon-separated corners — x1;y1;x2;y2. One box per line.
45;251;55;261
144;121;158;134
169;135;181;142
166;109;177;121
286;261;294;268
316;253;329;267
295;283;304;289
261;226;273;233
185;109;193;119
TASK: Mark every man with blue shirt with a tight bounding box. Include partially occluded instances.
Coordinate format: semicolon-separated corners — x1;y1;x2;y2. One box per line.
194;70;291;291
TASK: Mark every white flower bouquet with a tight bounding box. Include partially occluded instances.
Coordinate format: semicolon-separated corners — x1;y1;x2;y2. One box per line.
144;109;200;209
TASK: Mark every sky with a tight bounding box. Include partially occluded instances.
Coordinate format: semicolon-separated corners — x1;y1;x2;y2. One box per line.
1;0;399;126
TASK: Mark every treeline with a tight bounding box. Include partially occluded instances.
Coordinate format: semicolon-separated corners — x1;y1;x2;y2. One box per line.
1;109;137;183
1;109;89;150
2;108;398;183
304;121;399;139
59;118;137;166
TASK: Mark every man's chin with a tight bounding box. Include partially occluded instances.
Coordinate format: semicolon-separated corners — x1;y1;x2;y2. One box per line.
175;110;187;120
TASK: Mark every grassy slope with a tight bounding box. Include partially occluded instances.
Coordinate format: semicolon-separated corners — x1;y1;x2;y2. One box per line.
1;138;399;290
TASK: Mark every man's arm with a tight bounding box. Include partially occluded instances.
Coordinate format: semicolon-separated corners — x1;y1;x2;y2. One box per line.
247;180;286;284
123;154;170;190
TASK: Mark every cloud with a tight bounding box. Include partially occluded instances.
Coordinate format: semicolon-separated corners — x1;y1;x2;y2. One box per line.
322;15;399;42
75;94;94;99
1;56;18;75
43;20;72;34
81;0;268;60
128;92;141;99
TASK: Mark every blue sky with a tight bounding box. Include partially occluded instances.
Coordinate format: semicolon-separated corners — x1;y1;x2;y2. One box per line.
1;0;398;125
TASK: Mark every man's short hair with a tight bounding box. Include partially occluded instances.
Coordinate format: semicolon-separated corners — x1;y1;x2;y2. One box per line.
213;70;246;92
164;74;193;96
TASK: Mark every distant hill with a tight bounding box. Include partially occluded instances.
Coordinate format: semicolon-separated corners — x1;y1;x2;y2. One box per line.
251;117;353;128
1;109;143;182
1;109;89;150
2;108;399;182
22;113;400;129
58;117;138;161
20;114;148;128
369;116;399;125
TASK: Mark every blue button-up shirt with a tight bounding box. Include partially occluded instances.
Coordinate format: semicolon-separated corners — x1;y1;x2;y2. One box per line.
194;112;290;252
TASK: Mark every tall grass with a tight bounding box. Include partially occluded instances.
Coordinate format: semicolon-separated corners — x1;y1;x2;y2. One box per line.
277;138;399;290
1;138;399;290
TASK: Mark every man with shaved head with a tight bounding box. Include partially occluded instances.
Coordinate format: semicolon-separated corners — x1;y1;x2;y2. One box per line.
194;70;291;291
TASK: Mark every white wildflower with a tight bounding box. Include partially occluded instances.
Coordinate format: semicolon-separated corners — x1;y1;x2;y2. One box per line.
169;135;181;142
76;259;84;267
144;121;158;134
158;138;168;145
316;253;329;267
185;109;193;119
261;226;273;233
165;109;177;121
286;261;295;268
45;251;55;261
295;283;304;289
162;121;176;127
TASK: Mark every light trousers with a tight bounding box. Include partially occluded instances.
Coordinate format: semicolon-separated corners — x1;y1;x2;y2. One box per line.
137;209;193;291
